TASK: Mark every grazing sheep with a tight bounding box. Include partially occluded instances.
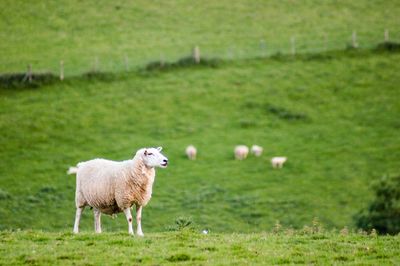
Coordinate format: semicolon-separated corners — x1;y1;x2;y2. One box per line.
271;157;287;168
234;145;249;160
251;145;263;157
185;145;197;160
67;147;168;236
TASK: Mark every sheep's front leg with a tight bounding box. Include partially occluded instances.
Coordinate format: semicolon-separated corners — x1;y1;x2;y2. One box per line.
123;208;134;235
94;208;102;233
136;205;144;237
73;207;84;234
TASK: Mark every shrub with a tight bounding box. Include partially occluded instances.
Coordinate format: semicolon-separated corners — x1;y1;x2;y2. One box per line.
355;175;400;235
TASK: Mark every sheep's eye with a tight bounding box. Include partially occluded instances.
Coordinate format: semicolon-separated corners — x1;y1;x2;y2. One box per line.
148;153;153;156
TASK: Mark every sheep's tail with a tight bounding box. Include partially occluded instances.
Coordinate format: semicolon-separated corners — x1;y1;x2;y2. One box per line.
67;166;79;175
67;162;84;175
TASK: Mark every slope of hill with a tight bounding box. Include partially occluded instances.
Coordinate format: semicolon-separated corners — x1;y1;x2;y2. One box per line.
1;0;399;74
1;49;399;232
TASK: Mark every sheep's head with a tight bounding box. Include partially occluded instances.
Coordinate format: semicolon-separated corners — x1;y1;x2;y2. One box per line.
141;147;168;168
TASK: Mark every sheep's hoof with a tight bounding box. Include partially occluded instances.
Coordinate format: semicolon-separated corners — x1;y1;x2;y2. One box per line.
137;232;144;237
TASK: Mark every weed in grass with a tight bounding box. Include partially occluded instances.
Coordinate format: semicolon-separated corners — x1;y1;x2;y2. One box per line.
166;253;191;262
239;119;258;128
273;221;283;234
340;227;349;236
265;104;309;121
334;255;349;261
0;189;11;200
202;246;218;252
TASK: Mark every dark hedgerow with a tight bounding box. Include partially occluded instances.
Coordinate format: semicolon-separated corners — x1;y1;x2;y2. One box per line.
0;72;58;89
375;41;400;52
355;175;400;235
145;56;221;72
82;71;116;82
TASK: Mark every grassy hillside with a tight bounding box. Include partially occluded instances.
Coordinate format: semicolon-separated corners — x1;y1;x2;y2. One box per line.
1;49;399;232
1;0;400;74
1;0;400;236
1;230;399;265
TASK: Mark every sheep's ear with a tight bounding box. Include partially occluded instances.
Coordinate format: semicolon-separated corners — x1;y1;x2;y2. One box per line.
157;147;162;152
144;149;148;156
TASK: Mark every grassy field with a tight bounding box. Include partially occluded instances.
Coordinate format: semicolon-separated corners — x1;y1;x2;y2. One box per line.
1;230;399;265
1;1;400;264
1;49;399;233
1;0;400;74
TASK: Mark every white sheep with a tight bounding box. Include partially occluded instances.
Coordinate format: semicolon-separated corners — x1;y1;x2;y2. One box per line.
251;145;263;157
271;157;287;168
185;145;197;160
67;147;168;236
234;145;249;160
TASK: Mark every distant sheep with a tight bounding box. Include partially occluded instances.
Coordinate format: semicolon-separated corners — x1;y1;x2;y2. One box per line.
185;145;197;160
234;145;249;160
67;147;168;236
271;157;287;168
251;145;263;157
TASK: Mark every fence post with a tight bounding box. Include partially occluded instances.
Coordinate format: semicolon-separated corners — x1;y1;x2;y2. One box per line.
291;36;296;55
60;60;64;81
352;31;358;48
124;55;129;72
384;29;389;42
323;33;328;51
160;54;165;67
227;47;234;60
27;64;32;83
260;39;266;57
93;56;99;72
193;46;200;63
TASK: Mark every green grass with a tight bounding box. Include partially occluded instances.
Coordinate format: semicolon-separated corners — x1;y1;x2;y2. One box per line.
0;0;400;254
1;49;399;233
1;0;400;74
1;230;399;265
1;1;399;264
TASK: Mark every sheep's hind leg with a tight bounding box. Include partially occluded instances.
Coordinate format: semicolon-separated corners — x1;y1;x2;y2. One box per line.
94;208;102;233
73;207;84;234
136;205;144;237
123;208;134;235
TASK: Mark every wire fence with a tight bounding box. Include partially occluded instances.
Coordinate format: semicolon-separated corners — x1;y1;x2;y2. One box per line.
2;29;399;79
